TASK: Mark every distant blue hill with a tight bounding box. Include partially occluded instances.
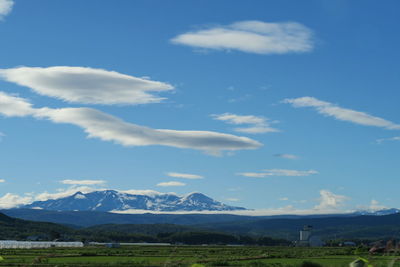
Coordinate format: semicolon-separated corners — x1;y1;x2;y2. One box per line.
3;207;400;228
3;209;400;241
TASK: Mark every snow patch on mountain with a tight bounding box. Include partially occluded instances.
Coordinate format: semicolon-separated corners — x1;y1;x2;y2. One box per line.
353;208;400;216
74;193;86;199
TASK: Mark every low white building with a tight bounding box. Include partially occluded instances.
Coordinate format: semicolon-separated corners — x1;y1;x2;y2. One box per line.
0;241;83;249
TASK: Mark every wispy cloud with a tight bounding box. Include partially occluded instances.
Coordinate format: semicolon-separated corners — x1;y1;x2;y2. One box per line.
274;154;298;160
283;97;400;130
121;189;175;197
0;193;32;209
166;172;203;179
34;186;99;201
227;187;241;192
0;0;13;20
212;113;279;134
156;181;186;187
368;199;387;211
0;92;262;155
0;179;5;183
356;199;388;212
376;136;400;144
171;20;314;55
61;179;106;186
0;66;174;105
279;197;289;201
314;190;348;210
238;169;318;178
0;92;36;117
226;198;240;202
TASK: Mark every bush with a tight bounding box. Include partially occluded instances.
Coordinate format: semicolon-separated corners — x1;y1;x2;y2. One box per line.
299;261;322;267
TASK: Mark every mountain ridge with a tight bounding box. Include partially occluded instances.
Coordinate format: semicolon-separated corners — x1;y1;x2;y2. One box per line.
22;190;246;212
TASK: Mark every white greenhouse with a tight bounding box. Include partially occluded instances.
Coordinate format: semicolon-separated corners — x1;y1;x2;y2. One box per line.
0;241;84;249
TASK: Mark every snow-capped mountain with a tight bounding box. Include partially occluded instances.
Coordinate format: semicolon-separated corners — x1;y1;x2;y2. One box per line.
22;190;246;212
352;208;400;216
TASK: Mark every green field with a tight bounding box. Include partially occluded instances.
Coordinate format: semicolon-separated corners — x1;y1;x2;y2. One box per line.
0;245;400;266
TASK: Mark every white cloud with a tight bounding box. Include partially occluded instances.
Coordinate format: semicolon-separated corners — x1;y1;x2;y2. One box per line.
0;193;32;209
61;179;106;186
368;199;387;211
0;0;13;20
121;189;175;197
237;172;270;178
171;20;313;55
34;186;99;201
226;198;240;202
227;187;241;192
274;154;298;160
0;179;5;183
238;169;318;178
0;92;262;154
356;199;388;212
0;92;35;117
376;136;400;144
166;172;203;179
0;66;174;105
284;97;400;130
156;181;186;187
213;113;266;125
314;190;348;210
212;113;279;134
279;197;289;201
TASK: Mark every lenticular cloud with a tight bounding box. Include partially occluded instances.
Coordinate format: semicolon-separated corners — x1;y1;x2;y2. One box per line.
284;97;400;130
171;20;314;55
0;92;262;155
0;66;174;105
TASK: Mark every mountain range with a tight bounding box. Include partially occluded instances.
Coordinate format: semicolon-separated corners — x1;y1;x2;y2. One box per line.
20;190;400;217
23;190;246;212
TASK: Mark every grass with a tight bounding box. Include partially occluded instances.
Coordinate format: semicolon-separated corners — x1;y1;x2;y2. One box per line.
0;245;399;266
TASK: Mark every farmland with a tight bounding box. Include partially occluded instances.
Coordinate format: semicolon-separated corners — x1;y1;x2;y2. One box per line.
0;245;400;266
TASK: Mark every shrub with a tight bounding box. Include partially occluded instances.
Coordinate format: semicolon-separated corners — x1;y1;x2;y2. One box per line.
299;261;323;267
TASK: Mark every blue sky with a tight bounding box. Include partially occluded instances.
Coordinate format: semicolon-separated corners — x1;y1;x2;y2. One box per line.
0;0;399;214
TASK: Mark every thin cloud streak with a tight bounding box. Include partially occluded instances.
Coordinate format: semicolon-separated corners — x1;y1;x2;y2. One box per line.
274;154;298;160
238;169;318;178
157;181;186;187
61;179;106;186
284;97;400;130
166;172;204;179
212;113;279;134
376;136;400;144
